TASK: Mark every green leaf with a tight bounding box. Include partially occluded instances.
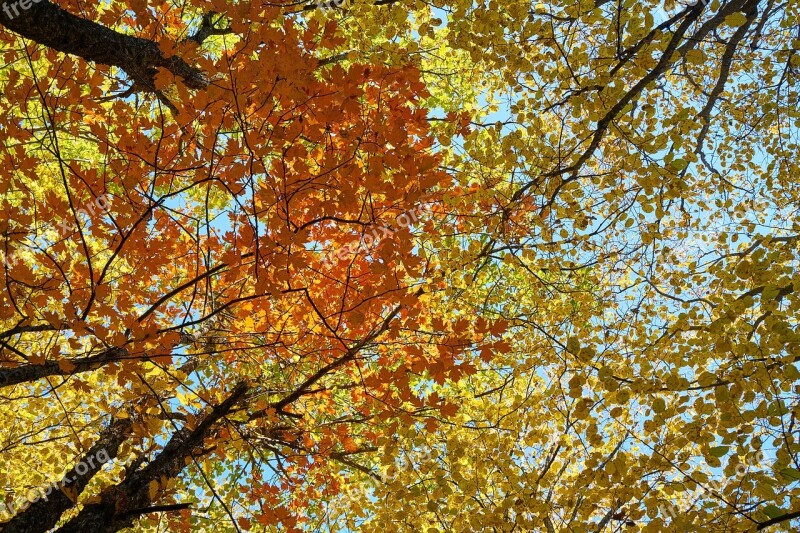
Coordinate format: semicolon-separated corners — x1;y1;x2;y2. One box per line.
652;397;666;413
709;446;729;458
763;504;783;519
784;364;800;381
670;158;688;171
725;12;748;27
768;400;786;417
779;467;800;481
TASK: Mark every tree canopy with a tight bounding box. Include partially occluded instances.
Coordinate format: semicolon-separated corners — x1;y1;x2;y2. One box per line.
0;0;799;531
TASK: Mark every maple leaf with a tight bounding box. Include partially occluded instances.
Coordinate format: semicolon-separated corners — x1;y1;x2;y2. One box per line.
0;0;797;532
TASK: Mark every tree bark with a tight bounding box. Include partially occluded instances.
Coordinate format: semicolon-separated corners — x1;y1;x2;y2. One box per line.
53;382;249;533
0;1;207;91
0;417;133;533
0;346;127;388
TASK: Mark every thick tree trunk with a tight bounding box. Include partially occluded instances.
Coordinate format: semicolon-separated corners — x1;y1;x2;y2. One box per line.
0;346;127;388
0;1;206;90
53;382;249;533
0;417;133;533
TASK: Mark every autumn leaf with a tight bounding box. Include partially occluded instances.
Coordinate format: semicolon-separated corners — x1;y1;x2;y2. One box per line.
0;0;797;532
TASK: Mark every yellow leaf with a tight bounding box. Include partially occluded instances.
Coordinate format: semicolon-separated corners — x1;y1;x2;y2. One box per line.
149;480;159;500
725;12;748;27
652;397;666;413
58;359;76;373
62;484;78;503
685;49;705;65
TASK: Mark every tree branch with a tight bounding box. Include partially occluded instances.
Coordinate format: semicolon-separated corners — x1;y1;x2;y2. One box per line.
757;509;800;530
0;1;207;91
53;382;249;533
0;346;128;388
0;417;133;533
